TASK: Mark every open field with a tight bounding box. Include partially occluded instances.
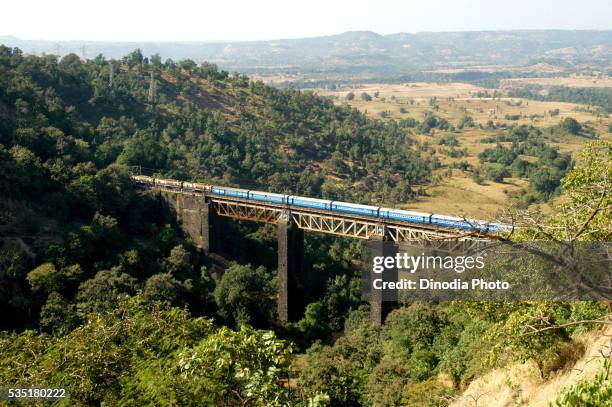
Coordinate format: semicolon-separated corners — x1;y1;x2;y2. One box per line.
317;82;481;100
500;74;612;89
315;82;612;218
399;171;528;219
316;82;612;145
424;62;566;74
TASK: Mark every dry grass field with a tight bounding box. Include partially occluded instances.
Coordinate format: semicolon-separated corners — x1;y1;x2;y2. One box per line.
424;62;566;75
400;172;528;219
500;74;612;89
315;82;612;218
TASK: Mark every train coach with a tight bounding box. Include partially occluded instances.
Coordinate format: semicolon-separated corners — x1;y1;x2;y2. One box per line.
249;191;286;204
330;201;379;217
182;182;209;193
211;186;249;199
430;214;479;231
133;175;155;185
380;208;431;224
287;196;331;210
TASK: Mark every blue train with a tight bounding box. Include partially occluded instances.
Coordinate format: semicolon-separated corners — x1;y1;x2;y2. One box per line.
134;176;510;234
208;185;508;234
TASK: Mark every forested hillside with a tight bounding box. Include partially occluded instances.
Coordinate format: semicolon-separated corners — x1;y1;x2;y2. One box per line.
0;47;386;404
0;45;433;337
0;46;432;202
1;46;611;406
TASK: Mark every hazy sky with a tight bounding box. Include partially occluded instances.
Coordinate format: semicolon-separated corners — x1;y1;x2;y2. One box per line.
4;0;612;42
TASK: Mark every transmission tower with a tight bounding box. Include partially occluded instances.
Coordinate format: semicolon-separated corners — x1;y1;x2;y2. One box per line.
148;70;156;103
81;45;86;59
109;62;115;90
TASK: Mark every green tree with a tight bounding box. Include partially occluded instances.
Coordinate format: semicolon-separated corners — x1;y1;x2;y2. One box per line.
40;292;80;336
526;140;611;241
27;263;61;293
555;359;612;406
560;117;582;135
162;244;193;279
457;115;475;129
76;268;137;314
125;48;144;67
27;263;83;294
214;264;274;327
299;308;381;406
0;298;313;406
482;163;510;183
143;273;187;305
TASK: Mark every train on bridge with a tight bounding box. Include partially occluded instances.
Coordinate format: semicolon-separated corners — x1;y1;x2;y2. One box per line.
133;175;510;234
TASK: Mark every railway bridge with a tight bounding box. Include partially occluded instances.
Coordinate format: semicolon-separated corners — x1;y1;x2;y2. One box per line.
134;174;502;325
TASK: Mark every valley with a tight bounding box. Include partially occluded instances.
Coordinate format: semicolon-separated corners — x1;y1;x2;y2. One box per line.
312;80;612;218
1;20;611;406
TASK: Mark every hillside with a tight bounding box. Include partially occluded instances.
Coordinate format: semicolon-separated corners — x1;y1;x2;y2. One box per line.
451;327;612;407
0;46;432;206
0;45;435;335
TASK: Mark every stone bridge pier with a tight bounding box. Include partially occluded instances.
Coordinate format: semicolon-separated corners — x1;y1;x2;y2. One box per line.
368;234;398;326
156;191;306;323
156;191;223;253
277;214;305;322
155;190;391;325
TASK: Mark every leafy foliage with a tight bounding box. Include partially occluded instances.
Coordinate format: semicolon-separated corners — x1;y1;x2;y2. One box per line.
0;297;316;406
555;359;612;407
214;263;275;328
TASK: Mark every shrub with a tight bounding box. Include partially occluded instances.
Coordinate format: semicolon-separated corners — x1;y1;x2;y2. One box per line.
402;378;456;407
484;302;572;371
555;359;612;406
436;319;490;384
482;163;510;183
437;133;459;146
361;92;372;101
27;263;83;294
76;268;137;314
457;115;474;129
40;292;80;336
143;273;187;305
27;263;60;293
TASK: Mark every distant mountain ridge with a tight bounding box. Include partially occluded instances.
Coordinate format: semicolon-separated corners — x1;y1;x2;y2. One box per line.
2;30;611;75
